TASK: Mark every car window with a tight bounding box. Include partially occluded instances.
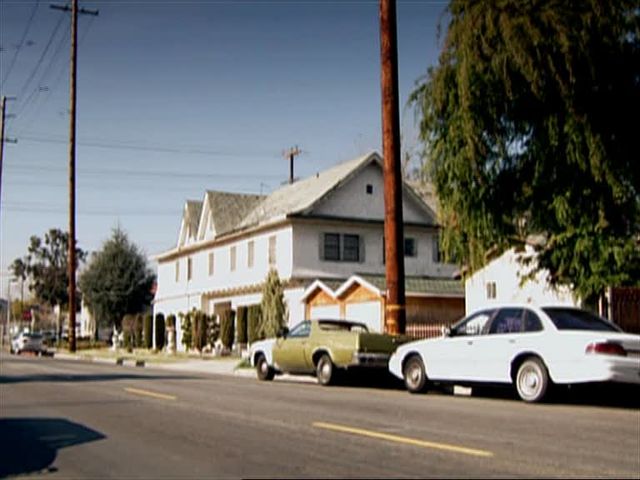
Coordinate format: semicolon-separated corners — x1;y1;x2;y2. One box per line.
288;321;311;338
318;320;369;333
543;308;621;332
489;308;524;334
523;310;544;332
453;311;493;336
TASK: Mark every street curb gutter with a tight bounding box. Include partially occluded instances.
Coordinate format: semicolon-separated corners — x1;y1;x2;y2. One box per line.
53;352;145;367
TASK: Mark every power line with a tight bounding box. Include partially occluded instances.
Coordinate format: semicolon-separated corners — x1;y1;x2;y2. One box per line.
1;0;41;87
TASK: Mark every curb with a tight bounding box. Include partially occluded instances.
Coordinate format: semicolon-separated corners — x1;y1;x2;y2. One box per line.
53;352;145;368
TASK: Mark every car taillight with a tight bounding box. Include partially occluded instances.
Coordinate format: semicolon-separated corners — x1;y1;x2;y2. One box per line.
585;342;627;357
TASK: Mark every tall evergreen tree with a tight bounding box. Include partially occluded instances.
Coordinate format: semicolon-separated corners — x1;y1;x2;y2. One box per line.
259;269;287;338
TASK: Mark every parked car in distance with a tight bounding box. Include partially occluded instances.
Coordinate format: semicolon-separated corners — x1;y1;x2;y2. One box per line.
250;319;407;385
388;305;640;402
10;332;47;355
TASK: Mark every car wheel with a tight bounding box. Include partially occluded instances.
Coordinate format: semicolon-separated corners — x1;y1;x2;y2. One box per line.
403;355;429;393
316;354;335;386
516;357;549;403
256;354;275;381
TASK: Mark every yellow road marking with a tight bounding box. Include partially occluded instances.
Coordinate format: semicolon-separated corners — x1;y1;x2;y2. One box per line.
312;422;493;458
124;387;176;401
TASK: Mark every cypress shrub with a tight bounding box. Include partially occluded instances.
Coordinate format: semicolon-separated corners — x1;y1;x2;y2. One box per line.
236;306;248;345
220;310;235;350
122;314;136;351
181;312;192;351
207;313;220;347
155;313;166;350
247;304;262;343
166;314;177;351
134;313;144;348
193;310;208;352
143;313;153;349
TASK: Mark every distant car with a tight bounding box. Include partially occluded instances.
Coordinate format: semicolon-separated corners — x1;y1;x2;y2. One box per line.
388;305;640;402
250;319;407;385
11;332;46;355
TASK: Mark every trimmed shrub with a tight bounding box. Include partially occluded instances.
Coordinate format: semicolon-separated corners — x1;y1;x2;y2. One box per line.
259;269;286;338
193;310;208;352
122;314;136;351
166;314;176;329
207;313;220;347
134;313;144;348
166;314;177;351
247;305;262;343
181;312;192;351
155;313;165;349
143;313;153;349
220;310;235;350
236;306;248;345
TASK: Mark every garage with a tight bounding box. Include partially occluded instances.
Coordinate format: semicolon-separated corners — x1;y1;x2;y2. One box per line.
345;301;382;333
309;304;340;319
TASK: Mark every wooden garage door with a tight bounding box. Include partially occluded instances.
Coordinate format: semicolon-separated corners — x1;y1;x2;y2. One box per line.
345;301;382;333
309;304;340;320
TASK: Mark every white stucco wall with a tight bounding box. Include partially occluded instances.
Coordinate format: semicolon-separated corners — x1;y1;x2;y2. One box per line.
465;247;579;315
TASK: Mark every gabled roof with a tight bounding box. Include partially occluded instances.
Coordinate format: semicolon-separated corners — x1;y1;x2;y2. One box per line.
203;190;264;237
236;151;381;230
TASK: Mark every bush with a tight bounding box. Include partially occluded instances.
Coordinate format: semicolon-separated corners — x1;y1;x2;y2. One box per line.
166;314;176;329
180;312;192;351
193;310;208;352
143;313;153;349
134;313;144;348
207;313;220;347
166;313;176;351
236;306;248;345
122;314;136;351
247;305;262;343
155;313;165;349
220;310;235;350
259;269;286;338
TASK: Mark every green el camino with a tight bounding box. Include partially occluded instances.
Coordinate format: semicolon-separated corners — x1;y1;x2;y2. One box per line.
249;319;406;385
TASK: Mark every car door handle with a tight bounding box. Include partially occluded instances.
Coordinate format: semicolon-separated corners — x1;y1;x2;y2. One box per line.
467;341;473;345
508;339;516;344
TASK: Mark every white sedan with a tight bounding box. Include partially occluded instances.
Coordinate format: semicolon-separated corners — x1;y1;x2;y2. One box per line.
388;305;640;402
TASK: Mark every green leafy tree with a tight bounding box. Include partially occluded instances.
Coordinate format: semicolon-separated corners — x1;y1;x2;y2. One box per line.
412;0;640;302
259;269;287;338
79;228;156;332
12;229;86;308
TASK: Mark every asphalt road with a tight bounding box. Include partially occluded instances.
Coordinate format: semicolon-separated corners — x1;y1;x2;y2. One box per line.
1;354;639;479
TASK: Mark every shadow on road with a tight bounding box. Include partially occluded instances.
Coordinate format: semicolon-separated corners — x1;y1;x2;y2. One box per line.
0;373;200;385
0;418;105;478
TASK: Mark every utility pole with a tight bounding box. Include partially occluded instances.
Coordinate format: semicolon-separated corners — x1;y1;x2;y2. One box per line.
283;146;302;184
51;0;98;352
380;0;406;335
0;96;18;240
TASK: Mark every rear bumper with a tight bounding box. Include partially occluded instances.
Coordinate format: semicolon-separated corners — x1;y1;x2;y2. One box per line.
350;352;391;368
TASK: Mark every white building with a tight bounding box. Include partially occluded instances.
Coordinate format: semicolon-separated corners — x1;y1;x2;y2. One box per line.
153;151;459;350
465;246;579;315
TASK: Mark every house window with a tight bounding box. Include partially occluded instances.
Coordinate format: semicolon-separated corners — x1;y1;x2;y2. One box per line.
230;246;237;272
343;234;360;262
187;257;193;281
323;233;340;261
404;237;417;257
268;235;277;267
486;282;497;300
208;252;214;276
322;233;360;262
366;184;373;194
248;240;255;268
175;260;180;282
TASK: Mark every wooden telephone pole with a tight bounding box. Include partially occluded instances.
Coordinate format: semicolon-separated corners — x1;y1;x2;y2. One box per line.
283;146;302;184
51;0;98;352
380;0;406;335
0;96;17;240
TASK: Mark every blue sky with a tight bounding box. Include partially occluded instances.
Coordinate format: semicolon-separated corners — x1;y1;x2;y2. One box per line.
0;0;447;295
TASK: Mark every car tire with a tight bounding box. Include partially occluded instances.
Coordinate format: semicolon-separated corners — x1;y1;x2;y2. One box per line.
316;354;335;386
403;355;429;394
515;357;549;403
256;354;275;381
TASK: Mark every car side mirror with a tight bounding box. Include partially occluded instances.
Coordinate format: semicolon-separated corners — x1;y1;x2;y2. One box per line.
277;327;289;338
441;326;452;337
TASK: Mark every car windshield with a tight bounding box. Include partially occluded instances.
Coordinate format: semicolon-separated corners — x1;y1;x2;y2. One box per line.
543;308;621;332
318;320;368;333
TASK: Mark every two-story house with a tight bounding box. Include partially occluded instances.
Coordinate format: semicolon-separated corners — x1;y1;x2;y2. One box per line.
153;151;462;349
